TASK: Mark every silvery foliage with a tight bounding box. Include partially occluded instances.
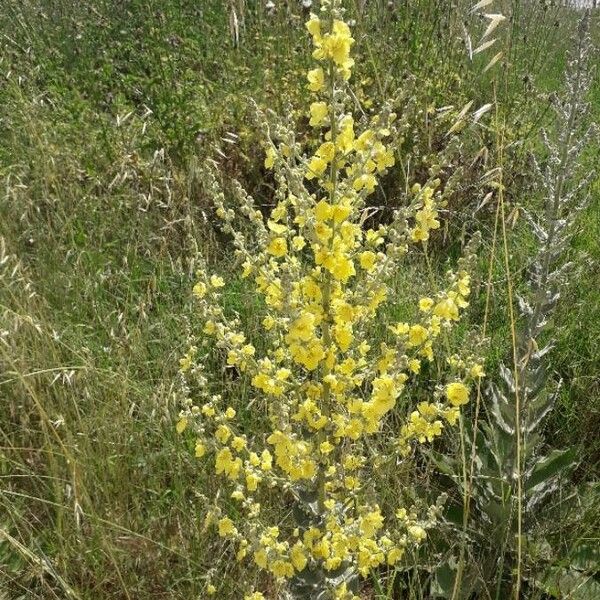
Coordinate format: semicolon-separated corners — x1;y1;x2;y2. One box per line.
288;487;359;600
484;12;595;517
432;13;596;596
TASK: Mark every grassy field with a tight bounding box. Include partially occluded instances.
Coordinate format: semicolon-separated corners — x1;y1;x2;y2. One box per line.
1;1;599;599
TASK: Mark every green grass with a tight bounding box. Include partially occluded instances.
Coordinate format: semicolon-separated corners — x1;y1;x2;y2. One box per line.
1;1;599;598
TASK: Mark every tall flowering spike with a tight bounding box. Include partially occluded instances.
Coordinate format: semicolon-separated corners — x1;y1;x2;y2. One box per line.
177;2;482;598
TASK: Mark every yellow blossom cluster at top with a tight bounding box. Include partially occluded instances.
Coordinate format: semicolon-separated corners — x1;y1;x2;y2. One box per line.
176;2;483;598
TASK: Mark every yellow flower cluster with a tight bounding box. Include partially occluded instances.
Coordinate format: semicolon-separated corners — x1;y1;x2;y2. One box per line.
410;182;441;243
306;15;354;81
176;3;482;598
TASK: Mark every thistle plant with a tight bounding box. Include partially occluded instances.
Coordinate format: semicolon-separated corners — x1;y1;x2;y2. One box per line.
176;2;484;598
435;14;596;598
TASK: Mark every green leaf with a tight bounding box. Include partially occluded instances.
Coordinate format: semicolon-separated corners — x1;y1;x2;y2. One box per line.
431;561;479;599
431;562;455;598
428;451;459;478
535;568;600;599
526;448;577;492
571;542;600;572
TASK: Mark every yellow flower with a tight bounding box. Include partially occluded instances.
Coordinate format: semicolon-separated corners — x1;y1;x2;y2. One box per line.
408;358;421;374
254;548;268;569
333;300;355;323
337;115;355;154
303;341;325;370
470;364;485;378
215;448;242;480
192;281;207;298
267;237;288;258
201;404;215;417
355;129;375;151
443;406;460;425
408;525;427;542
371;375;398;411
260;449;273;471
329;254;355;282
232;436;246;452
268;219;287;234
316;141;335;162
408;325;428;347
374;146;395;172
320;440;334;454
236;539;248;559
264;146;276;169
210;275;225;288
195;441;207;458
246;472;261;492
446;382;470;406
353;173;377;194
359;251;377;271
332;202;351;223
306;156;328;179
292;235;306;250
218;517;236;537
307;67;325;92
419;297;434;312
333;323;353;351
318;20;355;68
176;417;188;434
242;261;253;278
287;311;316;342
262;315;276;330
305;16;321;41
271;559;294;578
387;546;404;565
207;584;217;595
434;297;459;321
290;541;308;572
359;509;384;537
309;101;328;127
315;199;333;221
271;202;286;221
306;142;335;179
314;222;332;242
215;424;231;444
411;226;428;242
458;273;471;296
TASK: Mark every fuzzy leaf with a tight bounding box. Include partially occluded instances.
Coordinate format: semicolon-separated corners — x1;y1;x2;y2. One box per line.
571;542;600;572
432;565;454;597
535;568;600;599
526;448;577;493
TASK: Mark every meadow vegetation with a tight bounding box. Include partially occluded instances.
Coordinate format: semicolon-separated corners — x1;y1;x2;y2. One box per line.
0;1;598;599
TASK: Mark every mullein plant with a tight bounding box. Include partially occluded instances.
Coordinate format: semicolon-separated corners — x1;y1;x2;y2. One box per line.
434;14;596;599
176;1;484;598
